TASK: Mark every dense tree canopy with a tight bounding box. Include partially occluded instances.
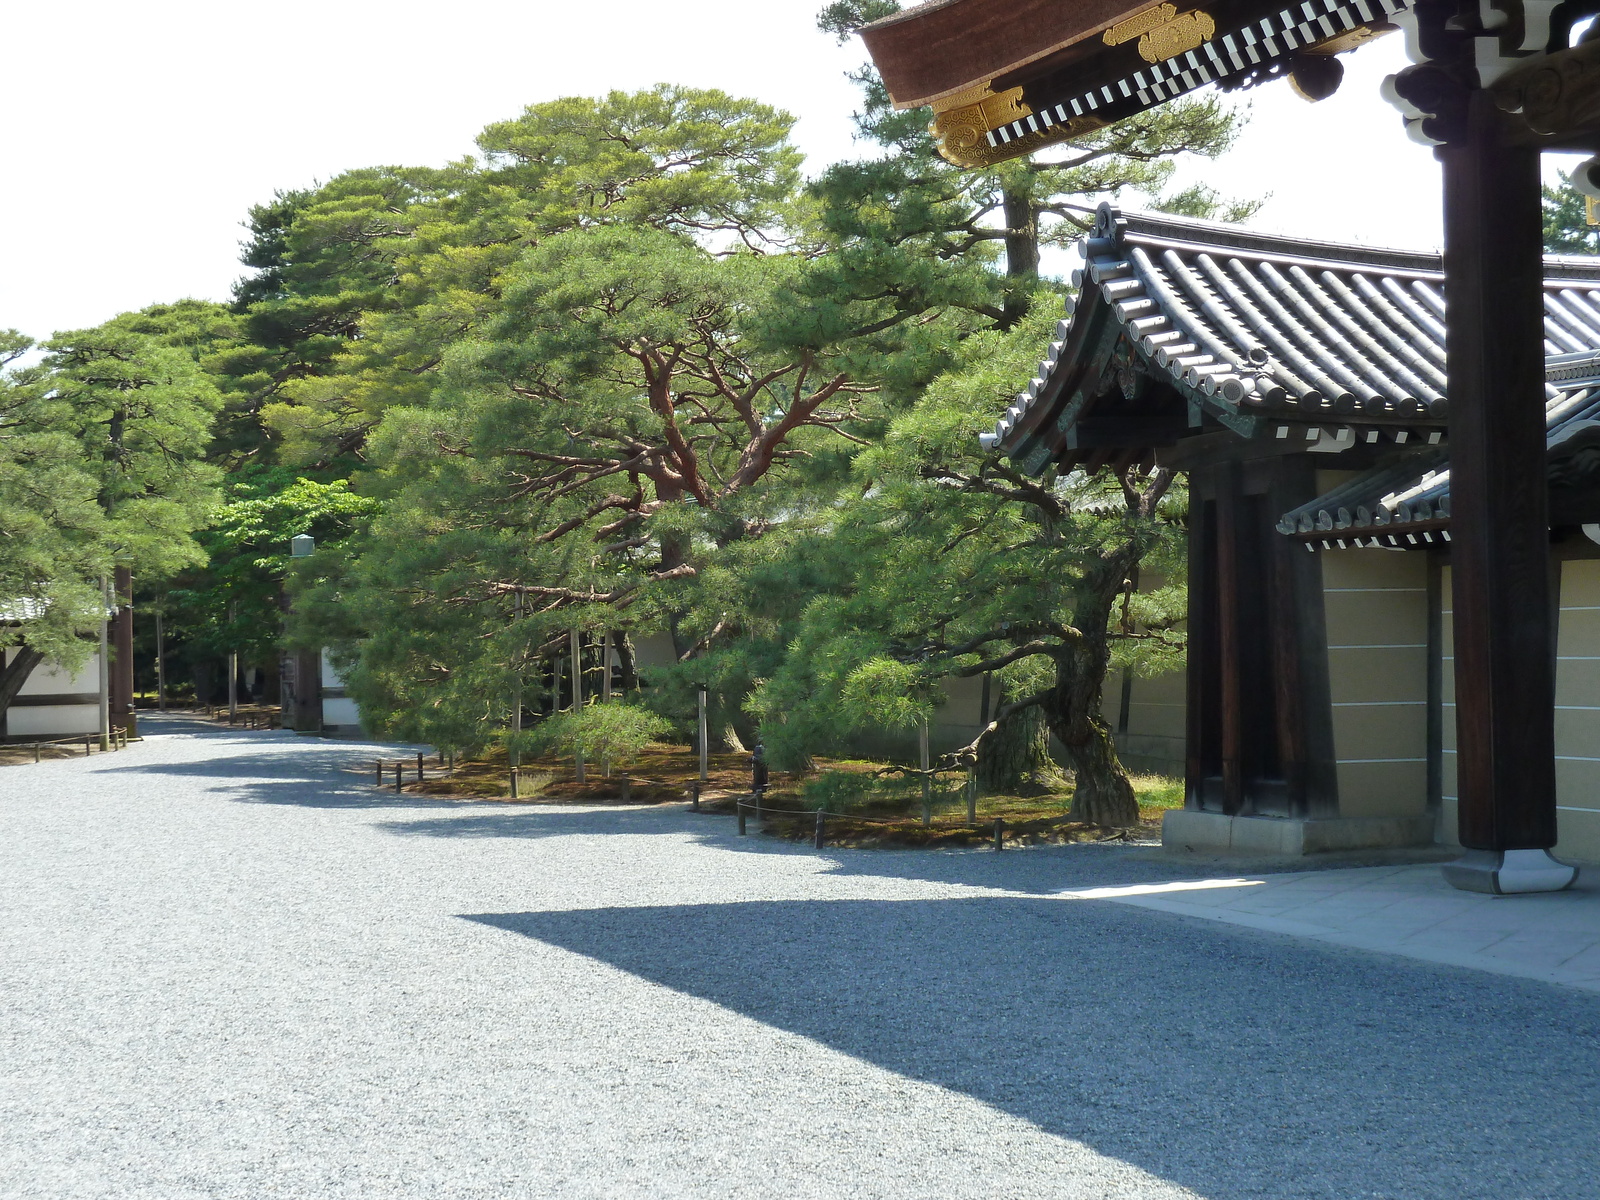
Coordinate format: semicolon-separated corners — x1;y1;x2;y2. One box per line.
10;16;1260;820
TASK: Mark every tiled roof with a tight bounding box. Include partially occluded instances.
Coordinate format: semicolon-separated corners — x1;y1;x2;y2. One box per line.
986;205;1600;472
1278;351;1600;548
0;598;48;623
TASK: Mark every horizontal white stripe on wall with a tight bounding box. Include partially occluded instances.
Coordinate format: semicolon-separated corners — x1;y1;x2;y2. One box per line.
1561;605;1600;611
1327;644;1426;650
1556;755;1600;762
1332;700;1425;706
1558;805;1600;814
1336;758;1427;764
1557;705;1600;710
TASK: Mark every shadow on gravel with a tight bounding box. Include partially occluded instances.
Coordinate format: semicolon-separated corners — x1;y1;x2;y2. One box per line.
91;742;461;811
377;802;1249;893
468;896;1600;1200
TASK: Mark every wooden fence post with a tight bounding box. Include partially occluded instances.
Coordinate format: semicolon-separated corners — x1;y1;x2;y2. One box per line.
416;752;424;783
375;761;382;786
510;765;519;799
690;780;701;811
394;763;402;793
993;818;1004;851
737;802;747;836
814;809;826;850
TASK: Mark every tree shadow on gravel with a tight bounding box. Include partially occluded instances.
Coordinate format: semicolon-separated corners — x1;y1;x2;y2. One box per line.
91;745;463;811
467;896;1600;1200
377;801;1285;893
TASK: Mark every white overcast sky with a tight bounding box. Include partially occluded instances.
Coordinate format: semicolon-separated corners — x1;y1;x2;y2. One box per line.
1;0;1585;343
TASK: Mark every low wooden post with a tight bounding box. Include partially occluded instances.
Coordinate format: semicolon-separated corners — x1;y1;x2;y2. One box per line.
84;738;91;756
993;818;1004;851
621;774;631;802
754;791;763;828
394;763;402;793
375;761;383;786
690;780;701;811
416;752;424;783
814;809;826;850
966;766;977;824
737;801;747;836
34;743;41;764
510;765;519;799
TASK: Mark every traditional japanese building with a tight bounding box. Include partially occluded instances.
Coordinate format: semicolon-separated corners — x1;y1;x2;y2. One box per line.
986;205;1600;862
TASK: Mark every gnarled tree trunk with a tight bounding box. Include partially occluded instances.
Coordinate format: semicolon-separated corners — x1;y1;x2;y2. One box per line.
0;646;46;730
976;696;1057;793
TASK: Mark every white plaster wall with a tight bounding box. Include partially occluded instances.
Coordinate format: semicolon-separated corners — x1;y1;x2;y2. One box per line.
4;646;102;738
13;652;98;695
322;697;362;729
6;705;98;737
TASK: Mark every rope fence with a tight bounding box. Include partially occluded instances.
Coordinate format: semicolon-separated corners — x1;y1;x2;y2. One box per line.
727;795;1011;850
9;726;134;763
373;750;454;792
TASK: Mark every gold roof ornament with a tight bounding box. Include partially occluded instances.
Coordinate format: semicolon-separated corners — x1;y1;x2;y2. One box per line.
862;0;1410;168
930;83;1102;167
1102;4;1217;65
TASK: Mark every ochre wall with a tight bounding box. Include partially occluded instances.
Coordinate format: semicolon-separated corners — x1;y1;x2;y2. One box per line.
1322;549;1429;819
1115;667;1185;777
1555;560;1600;862
1440;558;1600;863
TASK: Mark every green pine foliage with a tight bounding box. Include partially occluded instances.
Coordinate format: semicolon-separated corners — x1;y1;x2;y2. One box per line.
1544;169;1600;255
12;22;1252;791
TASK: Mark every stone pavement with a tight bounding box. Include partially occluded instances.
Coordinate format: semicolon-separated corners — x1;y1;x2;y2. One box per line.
1066;863;1600;994
3;714;1599;1200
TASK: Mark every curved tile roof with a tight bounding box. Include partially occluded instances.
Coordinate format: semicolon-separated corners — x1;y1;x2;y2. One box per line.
986;205;1600;463
1278;351;1600;547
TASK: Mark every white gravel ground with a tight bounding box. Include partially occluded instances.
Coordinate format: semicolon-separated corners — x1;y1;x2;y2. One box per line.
2;713;1599;1200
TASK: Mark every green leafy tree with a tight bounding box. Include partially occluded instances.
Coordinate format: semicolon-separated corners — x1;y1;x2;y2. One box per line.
258;87;804;467
749;301;1186;826
159;473;379;700
1544;168;1600;254
809;0;1257;347
534;703;674;778
0;330;110;706
0;320;222;721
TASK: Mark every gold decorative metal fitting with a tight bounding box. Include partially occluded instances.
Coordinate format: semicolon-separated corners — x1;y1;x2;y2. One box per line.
1103;3;1216;63
929;84;1101;167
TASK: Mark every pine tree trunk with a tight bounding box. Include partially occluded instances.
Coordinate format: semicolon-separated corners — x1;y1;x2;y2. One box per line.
1043;548;1142;827
0;646;45;728
976;696;1055;793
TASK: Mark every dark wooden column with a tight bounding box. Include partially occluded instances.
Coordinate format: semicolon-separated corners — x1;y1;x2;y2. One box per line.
1214;467;1245;815
1440;91;1557;852
287;648;323;732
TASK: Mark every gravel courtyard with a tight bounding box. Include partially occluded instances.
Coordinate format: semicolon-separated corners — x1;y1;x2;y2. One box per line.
3;715;1599;1200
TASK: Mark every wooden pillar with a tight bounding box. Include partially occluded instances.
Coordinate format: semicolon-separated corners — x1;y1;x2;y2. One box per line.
1214;467;1244;815
111;566;136;738
1438;92;1574;891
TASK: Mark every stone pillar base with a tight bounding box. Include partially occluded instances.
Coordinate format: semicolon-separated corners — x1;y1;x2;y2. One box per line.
1162;810;1435;856
1441;849;1579;894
